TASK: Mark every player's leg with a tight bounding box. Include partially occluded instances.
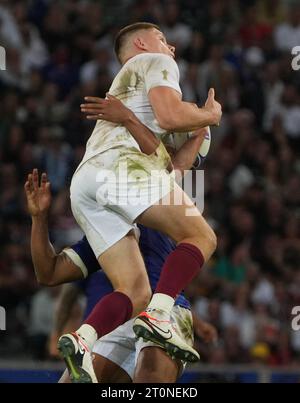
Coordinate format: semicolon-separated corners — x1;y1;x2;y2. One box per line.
58;232;151;383
75;231;151;344
98;230;152;317
134;184;215;362
91;318;139;383
134;347;180;383
58;156;152;382
137;181;216;259
92;354;132;383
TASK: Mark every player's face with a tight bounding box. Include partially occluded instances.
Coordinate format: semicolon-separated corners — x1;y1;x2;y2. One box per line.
142;29;175;58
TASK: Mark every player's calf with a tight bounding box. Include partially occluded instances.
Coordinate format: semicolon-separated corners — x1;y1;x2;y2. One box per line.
134;346;180;383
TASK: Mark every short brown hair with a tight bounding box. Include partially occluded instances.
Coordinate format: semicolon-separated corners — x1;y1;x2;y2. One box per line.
114;22;160;63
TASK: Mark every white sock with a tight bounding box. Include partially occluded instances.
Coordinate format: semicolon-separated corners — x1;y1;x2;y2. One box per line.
147;293;175;315
76;324;98;350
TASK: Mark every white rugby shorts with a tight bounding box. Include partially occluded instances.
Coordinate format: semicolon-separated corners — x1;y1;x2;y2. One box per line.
70;145;174;258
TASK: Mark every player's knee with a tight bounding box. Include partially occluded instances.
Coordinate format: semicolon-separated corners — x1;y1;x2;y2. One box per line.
206;227;217;254
134;347;179;382
193;224;217;260
133;284;152;313
119;281;151;314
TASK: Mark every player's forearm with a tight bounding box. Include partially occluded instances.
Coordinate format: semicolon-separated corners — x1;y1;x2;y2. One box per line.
124;112;160;155
31;215;58;285
124;112;174;171
160;102;217;132
172;131;205;173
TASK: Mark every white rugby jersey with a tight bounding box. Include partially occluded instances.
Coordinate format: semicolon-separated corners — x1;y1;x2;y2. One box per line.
77;53;182;171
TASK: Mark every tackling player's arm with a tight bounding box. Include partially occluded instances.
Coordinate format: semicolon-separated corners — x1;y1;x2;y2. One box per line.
149;87;221;132
81;95;209;174
81;94;173;171
81;94;160;155
171;127;208;175
24;169;84;286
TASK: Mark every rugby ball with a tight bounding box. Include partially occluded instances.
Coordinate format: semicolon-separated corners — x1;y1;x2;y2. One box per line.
172;127;211;168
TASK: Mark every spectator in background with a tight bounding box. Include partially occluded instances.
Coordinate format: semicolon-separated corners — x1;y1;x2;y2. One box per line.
197;43;239;108
239;4;273;48
39;126;73;194
80;42;116;85
257;0;286;27
269;85;300;148
161;0;192;57
27;287;60;360
274;3;300;51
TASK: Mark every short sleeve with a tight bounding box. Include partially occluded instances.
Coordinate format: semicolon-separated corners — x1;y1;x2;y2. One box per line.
63;236;100;278
143;54;182;95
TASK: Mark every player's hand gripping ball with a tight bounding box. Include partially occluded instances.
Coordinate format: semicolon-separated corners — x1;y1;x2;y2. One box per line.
172;127;211;169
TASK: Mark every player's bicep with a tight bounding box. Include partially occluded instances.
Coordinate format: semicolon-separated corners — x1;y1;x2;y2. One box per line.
53;251;85;284
148;86;182;130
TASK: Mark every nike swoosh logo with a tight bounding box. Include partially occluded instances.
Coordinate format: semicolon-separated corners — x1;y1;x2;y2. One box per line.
78;343;85;355
72;333;89;354
144;318;173;340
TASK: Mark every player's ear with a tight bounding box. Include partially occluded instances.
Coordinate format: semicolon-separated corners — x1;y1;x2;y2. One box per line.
133;36;148;51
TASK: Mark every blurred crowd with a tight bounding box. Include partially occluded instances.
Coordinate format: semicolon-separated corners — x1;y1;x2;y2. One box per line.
0;0;299;369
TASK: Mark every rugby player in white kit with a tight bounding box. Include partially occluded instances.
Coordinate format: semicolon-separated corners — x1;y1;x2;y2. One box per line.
58;22;222;382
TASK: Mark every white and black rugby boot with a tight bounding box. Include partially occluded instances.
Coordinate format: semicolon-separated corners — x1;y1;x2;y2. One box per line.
57;332;98;383
133;309;200;362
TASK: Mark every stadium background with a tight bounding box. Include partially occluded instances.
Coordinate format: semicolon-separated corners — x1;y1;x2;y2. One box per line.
0;0;299;383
